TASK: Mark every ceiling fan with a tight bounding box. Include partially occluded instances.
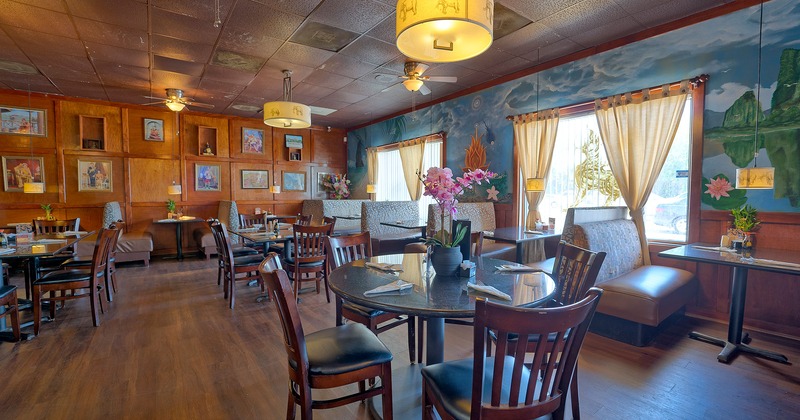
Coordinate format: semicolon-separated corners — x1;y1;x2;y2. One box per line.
143;88;214;112
385;62;457;95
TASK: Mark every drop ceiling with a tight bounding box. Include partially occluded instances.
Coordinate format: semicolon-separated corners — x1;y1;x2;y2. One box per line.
0;0;734;129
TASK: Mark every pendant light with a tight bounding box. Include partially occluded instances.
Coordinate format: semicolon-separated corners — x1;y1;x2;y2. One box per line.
396;0;494;63
263;70;310;129
23;83;44;193
524;50;545;194
735;1;774;189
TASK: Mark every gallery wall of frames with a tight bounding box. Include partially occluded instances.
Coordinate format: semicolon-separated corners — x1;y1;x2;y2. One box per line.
0;89;347;255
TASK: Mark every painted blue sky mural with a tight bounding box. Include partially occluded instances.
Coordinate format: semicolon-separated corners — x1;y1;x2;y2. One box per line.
348;0;800;212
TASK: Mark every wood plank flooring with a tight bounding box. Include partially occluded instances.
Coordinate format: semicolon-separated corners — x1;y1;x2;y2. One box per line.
1;258;798;419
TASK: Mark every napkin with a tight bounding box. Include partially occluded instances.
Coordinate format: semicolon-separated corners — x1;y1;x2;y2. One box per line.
495;264;542;273
364;280;413;296
467;283;511;300
746;258;800;270
0;248;15;255
365;262;404;272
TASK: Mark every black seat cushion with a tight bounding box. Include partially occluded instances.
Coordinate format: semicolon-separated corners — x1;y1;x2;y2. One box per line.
233;247;259;256
232;254;264;266
0;284;17;299
283;255;324;267
421;356;532;420
296;323;392;376
35;269;93;284
342;300;386;318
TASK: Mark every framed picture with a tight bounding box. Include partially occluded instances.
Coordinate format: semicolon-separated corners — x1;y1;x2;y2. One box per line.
283;171;306;192
144;118;164;142
242;127;264;154
285;134;303;149
315;171;331;198
78;159;113;192
0;106;47;137
2;156;45;192
195;164;221;191
241;169;269;189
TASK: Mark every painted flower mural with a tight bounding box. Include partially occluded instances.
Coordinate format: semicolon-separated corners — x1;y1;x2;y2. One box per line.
705;176;734;200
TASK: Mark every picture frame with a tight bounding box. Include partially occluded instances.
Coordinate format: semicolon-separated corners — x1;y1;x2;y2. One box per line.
285;134;303;149
78;159;113;192
195;164;221;191
144;118;164;142
315;171;331;199
2;156;45;192
242;127;264;154
283;171;306;192
241;169;269;189
0;106;47;137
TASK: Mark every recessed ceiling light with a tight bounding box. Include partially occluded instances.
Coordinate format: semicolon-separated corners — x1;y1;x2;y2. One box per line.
309;105;336;116
232;104;261;112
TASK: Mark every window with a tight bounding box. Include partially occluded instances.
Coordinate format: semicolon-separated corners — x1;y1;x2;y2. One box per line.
521;99;691;242
375;139;442;221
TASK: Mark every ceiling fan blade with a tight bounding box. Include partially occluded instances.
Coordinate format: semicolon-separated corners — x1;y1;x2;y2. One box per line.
419;84;431;95
143;95;165;100
411;62;429;76
424;76;457;83
141;101;165;106
381;83;404;93
185;101;214;109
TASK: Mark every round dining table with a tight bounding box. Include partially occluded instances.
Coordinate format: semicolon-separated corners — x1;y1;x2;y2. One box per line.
327;253;557;365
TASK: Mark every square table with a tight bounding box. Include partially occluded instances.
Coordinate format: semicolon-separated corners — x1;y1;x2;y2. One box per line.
659;243;799;364
153;217;205;260
483;227;561;263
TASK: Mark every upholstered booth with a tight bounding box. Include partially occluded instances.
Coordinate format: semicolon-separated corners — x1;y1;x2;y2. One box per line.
361;201;423;256
534;207;697;346
194;201;245;259
75;202;153;265
302;199;367;234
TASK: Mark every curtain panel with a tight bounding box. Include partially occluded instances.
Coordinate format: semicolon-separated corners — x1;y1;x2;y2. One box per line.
512;108;560;229
397;137;428;201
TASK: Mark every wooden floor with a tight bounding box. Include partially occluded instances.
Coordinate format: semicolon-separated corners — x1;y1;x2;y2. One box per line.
1;257;798;419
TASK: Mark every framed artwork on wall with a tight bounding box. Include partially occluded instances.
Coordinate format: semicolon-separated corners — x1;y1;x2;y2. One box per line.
77;159;113;192
2;156;45;192
241;169;269;189
195;164;221;191
144;118;164;142
283;171;306;192
242;128;264;154
315;171;331;199
285;134;303;148
0;106;47;136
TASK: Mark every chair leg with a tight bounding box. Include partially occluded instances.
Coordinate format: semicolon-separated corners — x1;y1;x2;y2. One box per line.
6;292;20;342
286;388;296;420
407;316;416;364
381;363;393;420
421;379;433;420
323;266;330;303
417;317;425;364
104;269;113;303
570;366;581;420
33;287;41;335
229;276;236;309
90;285;100;327
49;291;57;320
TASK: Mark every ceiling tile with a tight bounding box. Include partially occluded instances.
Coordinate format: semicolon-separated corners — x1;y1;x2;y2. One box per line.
0;59;38;75
318;54;379;79
569;17;645;48
499;0;584;23
154;55;206;76
73;17;148;51
339;36;400;66
94;61;150;88
309;0;395;34
324;90;367;104
12;0;66;12
211;50;266;73
203;64;258;84
493;22;563;56
6;27;86;57
0;2;76;38
217;32;283;60
105;86;151;104
338;80;387;96
152;36;214;63
459;48;521;74
303;69;354;90
310;98;352;111
198;78;246;96
524;38;583;63
151;0;234;21
292;82;336;101
494;3;533;40
541;0;629;37
633;0;726;27
65;0;148;30
52;79;110;100
151;70;201;91
151;8;220;45
38;66;100;84
260;60;315;83
223;0;305;42
250;0;323;17
365;14;396;44
291;21;360;53
271;42;335;69
85;42;150;67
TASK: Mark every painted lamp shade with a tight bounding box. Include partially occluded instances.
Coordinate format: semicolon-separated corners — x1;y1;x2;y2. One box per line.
263;101;310;129
735;167;774;189
525;178;545;192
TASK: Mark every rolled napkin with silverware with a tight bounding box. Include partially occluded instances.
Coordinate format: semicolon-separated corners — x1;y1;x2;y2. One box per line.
495;264;542;273
467;283;511;300
365;262;404;272
364;280;413;296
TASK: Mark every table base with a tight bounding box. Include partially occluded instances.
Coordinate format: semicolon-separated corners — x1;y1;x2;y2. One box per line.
689;331;789;364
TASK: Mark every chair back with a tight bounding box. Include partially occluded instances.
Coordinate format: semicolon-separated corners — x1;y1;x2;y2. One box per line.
258;258;310;386
208;219;235;270
33;218;80;234
550;240;606;306
472;288;603;419
296;214;313;226
239;213;265;228
471;231;484;257
326;232;372;269
90;226;118;288
292;223;332;265
322;216;336;230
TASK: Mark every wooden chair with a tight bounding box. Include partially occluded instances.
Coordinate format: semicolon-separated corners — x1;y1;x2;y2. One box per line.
488;240;607;417
297;214;313;226
0;285;20;342
32;225;117;335
61;221;125;302
326;232;416;364
239;213;265;228
322;216;336;230
285;223;333;303
209;220;264;309
258;255;394;420
207;219;259;286
421;288;603;420
29;218;81;282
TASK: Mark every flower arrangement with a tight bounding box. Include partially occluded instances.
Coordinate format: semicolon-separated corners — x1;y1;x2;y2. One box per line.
420;167;496;247
322;173;351;199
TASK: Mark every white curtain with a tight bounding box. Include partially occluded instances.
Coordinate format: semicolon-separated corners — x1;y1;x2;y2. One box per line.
595;82;689;265
397;137;427;201
513;108;560;229
367;147;378;200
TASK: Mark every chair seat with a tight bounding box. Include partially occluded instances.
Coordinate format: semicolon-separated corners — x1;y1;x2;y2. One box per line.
233;254;265;266
421;356;534;420
61;256;118;268
36;269;93;284
283;256;324;267
0;284;16;299
342;300;386;318
233;247;259;256
298;323;393;376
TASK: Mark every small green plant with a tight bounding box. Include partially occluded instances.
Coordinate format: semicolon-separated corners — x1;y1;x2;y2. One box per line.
41;203;52;212
731;204;760;232
166;199;176;213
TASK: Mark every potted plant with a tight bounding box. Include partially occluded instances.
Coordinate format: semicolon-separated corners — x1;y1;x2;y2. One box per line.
420;167;496;275
167;199;177;219
41;203;55;220
730;204;760;249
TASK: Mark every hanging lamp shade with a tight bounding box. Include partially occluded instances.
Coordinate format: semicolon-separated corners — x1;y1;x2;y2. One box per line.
396;0;494;63
23;182;44;194
402;79;424;92
165;100;185;112
735;167;774;189
525;178;545;192
264;70;311;129
167;182;182;195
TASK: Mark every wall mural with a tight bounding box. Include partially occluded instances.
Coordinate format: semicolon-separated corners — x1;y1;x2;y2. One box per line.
348;0;800;212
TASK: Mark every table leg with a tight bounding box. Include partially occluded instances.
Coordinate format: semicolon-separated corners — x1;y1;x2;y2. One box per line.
426;317;445;365
516;244;524;264
688;266;789;364
175;223;184;260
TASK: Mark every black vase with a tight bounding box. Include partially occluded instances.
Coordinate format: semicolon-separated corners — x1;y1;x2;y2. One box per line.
430;246;462;276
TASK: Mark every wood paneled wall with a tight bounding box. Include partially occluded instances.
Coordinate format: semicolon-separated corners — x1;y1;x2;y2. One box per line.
0;90;347;254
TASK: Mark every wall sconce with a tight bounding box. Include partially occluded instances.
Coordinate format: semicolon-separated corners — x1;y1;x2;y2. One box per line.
167;181;182;195
270;184;281;194
23;182;44;194
525;178;545;192
366;184;377;194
